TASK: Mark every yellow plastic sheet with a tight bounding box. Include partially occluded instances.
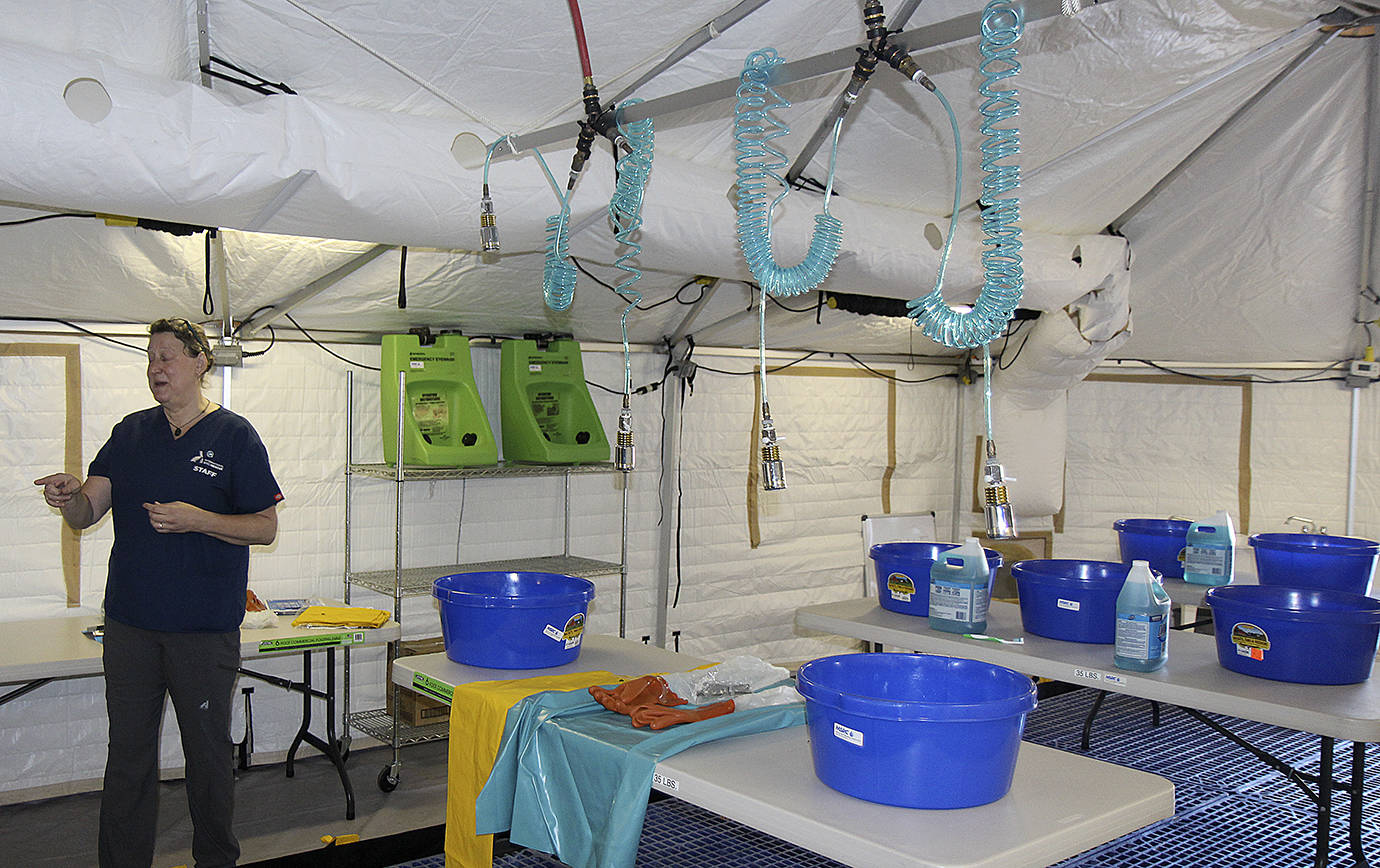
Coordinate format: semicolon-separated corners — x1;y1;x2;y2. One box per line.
289;605;390;629
445;671;622;868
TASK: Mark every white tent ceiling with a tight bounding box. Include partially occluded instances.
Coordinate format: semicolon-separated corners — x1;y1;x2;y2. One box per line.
0;0;1375;363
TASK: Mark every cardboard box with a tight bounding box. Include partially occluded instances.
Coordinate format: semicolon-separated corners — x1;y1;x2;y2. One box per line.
386;637;450;727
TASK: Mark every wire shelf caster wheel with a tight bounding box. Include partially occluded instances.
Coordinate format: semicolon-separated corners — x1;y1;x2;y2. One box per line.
378;764;399;792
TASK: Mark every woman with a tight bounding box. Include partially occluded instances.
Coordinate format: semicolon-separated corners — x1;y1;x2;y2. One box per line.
35;318;282;868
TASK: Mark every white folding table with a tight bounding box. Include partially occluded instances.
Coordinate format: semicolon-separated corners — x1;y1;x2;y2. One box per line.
393;634;1173;868
797;598;1380;867
0;611;400;820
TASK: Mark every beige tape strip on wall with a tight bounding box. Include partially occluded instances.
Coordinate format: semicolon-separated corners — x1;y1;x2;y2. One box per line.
1;343;82;606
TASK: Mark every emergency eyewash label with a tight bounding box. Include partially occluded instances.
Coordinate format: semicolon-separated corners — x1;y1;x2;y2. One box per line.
258;631;366;653
411;672;454;704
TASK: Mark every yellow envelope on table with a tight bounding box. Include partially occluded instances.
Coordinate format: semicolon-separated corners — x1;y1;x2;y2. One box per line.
290;605;390;629
446;670;622;868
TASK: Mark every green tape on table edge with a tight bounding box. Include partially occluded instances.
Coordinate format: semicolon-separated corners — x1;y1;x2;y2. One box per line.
257;631;367;652
411;671;454;703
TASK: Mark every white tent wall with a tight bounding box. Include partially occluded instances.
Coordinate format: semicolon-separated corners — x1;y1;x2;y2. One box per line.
1051;374;1380;558
0;0;1378;808
665;356;959;662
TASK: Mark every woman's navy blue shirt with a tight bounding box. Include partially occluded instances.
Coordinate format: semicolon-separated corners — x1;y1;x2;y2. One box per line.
89;406;283;632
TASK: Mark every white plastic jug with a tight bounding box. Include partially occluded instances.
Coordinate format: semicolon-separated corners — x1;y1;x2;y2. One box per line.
1183;509;1235;586
928;537;990;634
1113;560;1171;672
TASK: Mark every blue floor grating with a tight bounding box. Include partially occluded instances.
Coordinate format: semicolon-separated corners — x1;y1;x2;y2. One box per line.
398;687;1379;867
488;798;847;868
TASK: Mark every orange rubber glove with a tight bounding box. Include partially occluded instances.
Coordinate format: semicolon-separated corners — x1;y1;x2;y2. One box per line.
628;698;737;730
588;675;687;715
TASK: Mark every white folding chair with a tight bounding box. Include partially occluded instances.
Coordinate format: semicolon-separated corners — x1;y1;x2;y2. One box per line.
861;511;940;599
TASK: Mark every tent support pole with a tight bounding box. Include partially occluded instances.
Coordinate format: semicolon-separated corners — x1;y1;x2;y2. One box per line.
1349;34;1380;537
783;0;927;188
951;369;966;542
606;0;775;109
502;0;1089;154
1110;29;1339;234
651;281;722;647
236;244;394;338
196;0;212;89
245;170;317;232
653;340;694;648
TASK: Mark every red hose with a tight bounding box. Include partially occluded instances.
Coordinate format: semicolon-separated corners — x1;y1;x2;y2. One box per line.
566;0;594;80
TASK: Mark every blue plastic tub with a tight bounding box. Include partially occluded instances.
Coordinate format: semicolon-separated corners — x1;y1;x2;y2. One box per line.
432;571;595;669
1011;559;1131;644
795;653;1036;809
1249;533;1379;596
1113;519;1190;579
869;542;1002;617
1204;585;1380;684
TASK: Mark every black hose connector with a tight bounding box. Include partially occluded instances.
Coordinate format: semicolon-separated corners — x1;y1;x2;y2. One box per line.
863;0;887;43
878;40;934;90
569;122;598;187
842;47;879;107
581;82;601;118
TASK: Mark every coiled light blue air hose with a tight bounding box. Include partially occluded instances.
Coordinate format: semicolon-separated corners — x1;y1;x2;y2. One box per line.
608;100;654;395
733;48;845;298
906;0;1024;349
528;147;579;312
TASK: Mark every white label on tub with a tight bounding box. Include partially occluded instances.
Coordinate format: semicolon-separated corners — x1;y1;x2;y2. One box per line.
1057;598;1081;612
652;772;680;791
543;624;564;641
833;722;864;747
529;364;542;372
410;360;424;369
1072;668;1103;682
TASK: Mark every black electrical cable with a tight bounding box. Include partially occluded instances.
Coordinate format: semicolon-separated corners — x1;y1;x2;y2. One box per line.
232;305;278;335
570;257;708;311
398;246;408;309
997;330;1033;371
0;317;147;352
282;313;380;370
0;212;97;227
200;55;296;96
692;351;821;375
672;364;689;610
841;353;957;384
1122;359;1347;384
640;278;708;311
585;378;624;395
768;294;818;314
241;324;275;358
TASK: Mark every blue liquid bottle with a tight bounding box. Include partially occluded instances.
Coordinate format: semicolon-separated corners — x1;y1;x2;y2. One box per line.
928;538;990;635
1114;560;1171;672
1182;509;1235;586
